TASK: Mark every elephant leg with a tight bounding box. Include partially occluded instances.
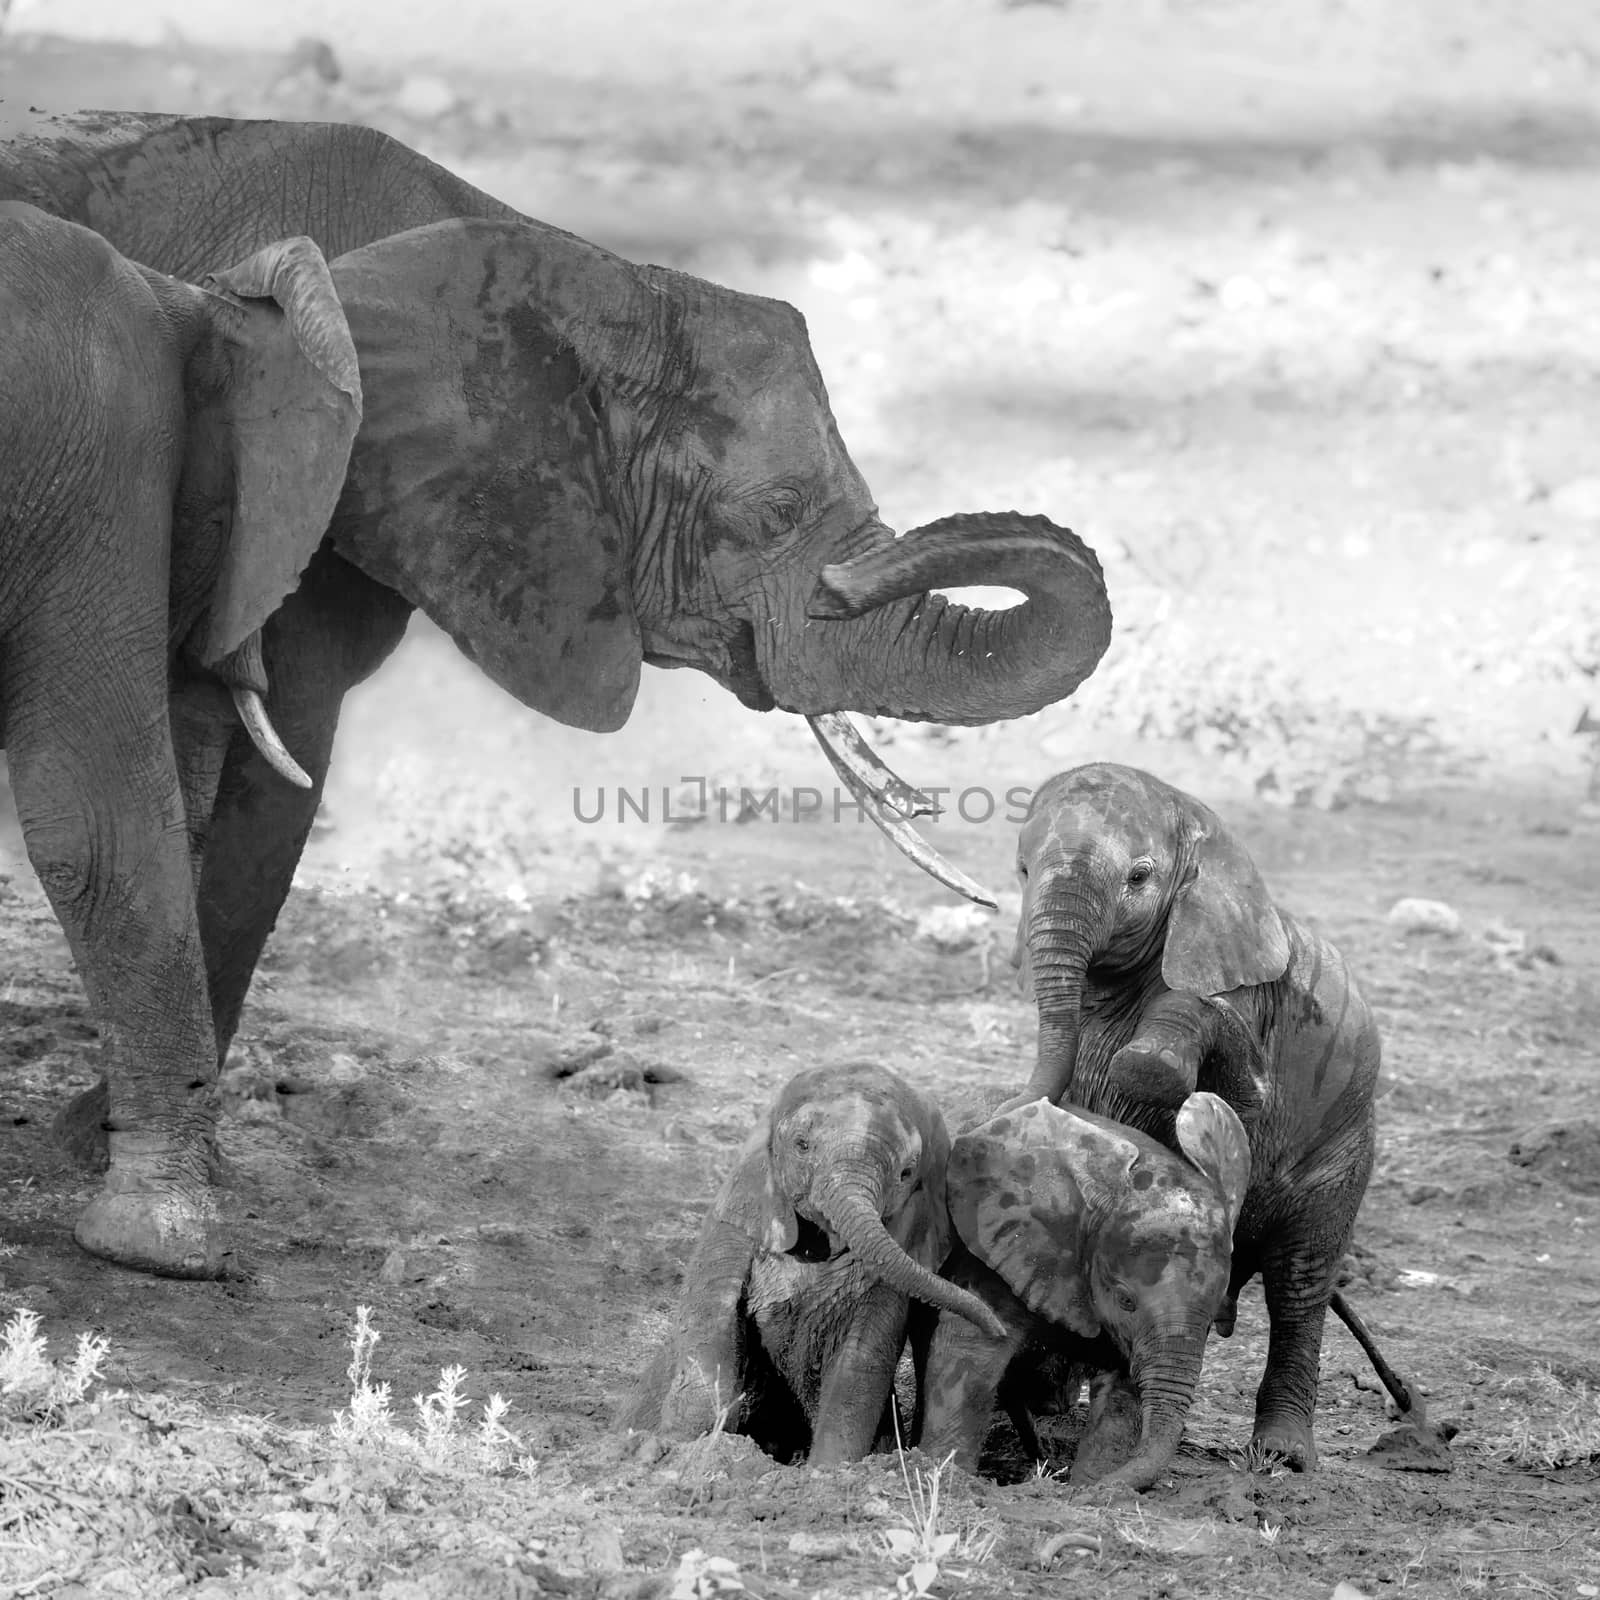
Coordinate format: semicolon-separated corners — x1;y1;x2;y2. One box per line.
810;1283;910;1466
171;677;240;891
6;610;227;1278
1108;990;1221;1109
999;1368;1046;1465
51;677;238;1172
919;1247;1032;1472
651;1219;759;1443
1251;1127;1376;1469
197;549;412;1061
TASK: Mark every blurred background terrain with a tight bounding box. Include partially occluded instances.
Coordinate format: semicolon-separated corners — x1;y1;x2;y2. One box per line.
2;0;1597;892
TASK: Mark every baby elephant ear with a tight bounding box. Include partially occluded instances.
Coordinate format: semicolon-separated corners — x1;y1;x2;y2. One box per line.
1162;803;1291;996
1174;1092;1251;1234
715;1129;799;1254
192;238;362;668
947;1101;1112;1337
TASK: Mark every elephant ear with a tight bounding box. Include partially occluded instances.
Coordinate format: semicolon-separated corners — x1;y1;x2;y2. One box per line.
947;1100;1132;1336
712;1127;799;1254
188;237;363;669
325;219;643;734
1174;1092;1251;1235
1162;802;1291;996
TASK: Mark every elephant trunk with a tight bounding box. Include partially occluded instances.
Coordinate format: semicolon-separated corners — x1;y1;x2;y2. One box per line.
787;511;1113;727
812;1168;1007;1340
1023;855;1106;1103
1101;1333;1209;1492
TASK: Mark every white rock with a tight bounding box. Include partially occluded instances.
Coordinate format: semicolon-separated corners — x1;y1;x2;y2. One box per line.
1386;897;1461;935
391;73;459;120
914;903;992;952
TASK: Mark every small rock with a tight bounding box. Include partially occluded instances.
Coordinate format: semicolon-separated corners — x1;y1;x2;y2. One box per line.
391;74;459;120
914;903;992;952
378;1250;406;1284
1385;897;1461;935
1395;1268;1440;1288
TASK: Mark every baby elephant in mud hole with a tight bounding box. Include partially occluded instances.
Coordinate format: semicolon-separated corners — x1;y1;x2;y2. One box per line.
1009;762;1383;1471
618;1061;1006;1465
919;1092;1250;1490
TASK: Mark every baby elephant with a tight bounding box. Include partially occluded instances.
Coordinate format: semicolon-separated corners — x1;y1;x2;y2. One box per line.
1011;761;1382;1471
920;1092;1250;1490
619;1061;1005;1465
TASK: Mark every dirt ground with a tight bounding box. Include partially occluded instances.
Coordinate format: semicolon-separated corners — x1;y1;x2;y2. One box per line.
2;5;1599;1597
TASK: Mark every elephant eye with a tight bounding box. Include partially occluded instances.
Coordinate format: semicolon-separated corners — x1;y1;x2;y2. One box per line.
792;1133;811;1154
762;486;807;532
1127;862;1153;888
1116;1289;1138;1317
899;1163;916;1183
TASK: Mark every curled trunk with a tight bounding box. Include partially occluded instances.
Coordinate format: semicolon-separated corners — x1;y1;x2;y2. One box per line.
789;511;1113;726
813;1175;1007;1340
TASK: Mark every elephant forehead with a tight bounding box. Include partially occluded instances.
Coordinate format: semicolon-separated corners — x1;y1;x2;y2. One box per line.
779;1076;920;1151
1028;764;1184;841
1103;1198;1228;1282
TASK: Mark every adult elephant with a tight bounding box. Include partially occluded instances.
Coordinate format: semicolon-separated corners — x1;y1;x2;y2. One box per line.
0;110;1113;1278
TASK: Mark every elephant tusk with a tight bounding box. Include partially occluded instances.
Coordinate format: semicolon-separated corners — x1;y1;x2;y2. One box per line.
805;712;999;910
231;688;314;790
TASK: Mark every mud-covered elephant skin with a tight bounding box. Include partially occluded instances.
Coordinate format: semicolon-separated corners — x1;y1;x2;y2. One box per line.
0;203;362;1275
0;109;1113;1279
618;1062;1006;1466
919;1092;1249;1490
1010;762;1383;1470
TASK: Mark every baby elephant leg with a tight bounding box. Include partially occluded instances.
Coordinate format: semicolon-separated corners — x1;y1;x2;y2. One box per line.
810;1281;911;1467
1109;991;1224;1109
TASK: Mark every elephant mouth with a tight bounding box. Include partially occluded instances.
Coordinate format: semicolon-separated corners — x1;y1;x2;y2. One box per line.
786;1215;847;1264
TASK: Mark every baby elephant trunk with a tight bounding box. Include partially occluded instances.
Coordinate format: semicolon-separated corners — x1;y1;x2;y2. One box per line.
812;1171;1007;1340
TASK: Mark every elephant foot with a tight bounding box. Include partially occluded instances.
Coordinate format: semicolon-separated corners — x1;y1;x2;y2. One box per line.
73;1131;231;1279
51;1077;111;1172
658;1360;748;1443
1249;1418;1317;1472
1108;1034;1199;1110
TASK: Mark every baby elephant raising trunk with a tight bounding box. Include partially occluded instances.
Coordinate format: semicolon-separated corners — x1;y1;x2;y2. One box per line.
1010;761;1384;1471
618;1061;1003;1466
